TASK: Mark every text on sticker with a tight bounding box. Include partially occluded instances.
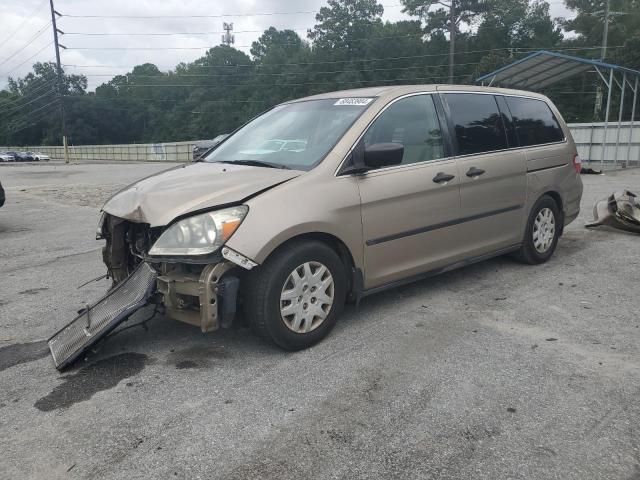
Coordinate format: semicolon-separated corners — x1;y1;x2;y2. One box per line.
334;98;374;106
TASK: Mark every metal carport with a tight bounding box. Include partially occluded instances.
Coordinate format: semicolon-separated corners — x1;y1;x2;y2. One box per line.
476;50;640;168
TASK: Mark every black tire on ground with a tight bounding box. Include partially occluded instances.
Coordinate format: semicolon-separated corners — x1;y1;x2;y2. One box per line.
514;195;562;265
243;240;347;350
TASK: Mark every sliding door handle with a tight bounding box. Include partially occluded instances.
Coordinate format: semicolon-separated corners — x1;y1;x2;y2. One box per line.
466;167;486;178
432;172;455;184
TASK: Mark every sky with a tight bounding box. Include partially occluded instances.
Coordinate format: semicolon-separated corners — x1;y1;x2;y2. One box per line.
0;0;573;91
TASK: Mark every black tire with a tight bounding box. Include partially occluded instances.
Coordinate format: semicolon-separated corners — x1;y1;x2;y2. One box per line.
243;240;347;350
514;195;562;265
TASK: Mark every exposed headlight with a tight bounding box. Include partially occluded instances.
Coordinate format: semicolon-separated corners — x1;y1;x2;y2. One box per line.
148;205;248;256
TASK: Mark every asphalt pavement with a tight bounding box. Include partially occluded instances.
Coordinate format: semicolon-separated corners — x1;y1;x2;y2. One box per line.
0;161;639;479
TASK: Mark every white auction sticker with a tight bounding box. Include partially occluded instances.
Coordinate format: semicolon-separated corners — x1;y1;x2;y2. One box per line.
334;97;374;106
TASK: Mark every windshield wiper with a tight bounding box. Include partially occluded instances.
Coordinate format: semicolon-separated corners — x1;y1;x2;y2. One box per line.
218;160;290;169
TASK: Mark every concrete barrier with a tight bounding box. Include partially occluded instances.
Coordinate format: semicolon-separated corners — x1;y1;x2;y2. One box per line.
0;141;196;163
4;121;640;167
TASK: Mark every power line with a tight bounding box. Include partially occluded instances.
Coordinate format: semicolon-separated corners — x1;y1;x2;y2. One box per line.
63;27;313;36
74;74;473;89
0;82;57;112
60;61;489;79
60;30;436;47
0;21;52;68
4;100;59;134
64;41;620;51
0;88;56;114
59;45;623;71
0;79;58;111
18;97;61;116
0;0;49;49
3;97;59;127
59;4;404;19
64;96;269;107
0;44;54;78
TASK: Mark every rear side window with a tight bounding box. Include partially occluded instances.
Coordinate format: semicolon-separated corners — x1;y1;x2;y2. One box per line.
442;93;508;156
504;96;565;146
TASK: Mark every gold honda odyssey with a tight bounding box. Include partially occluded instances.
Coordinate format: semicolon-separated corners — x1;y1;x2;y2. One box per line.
49;85;583;369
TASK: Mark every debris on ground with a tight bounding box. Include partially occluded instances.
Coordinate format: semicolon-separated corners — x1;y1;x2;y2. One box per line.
580;167;604;175
585;190;640;234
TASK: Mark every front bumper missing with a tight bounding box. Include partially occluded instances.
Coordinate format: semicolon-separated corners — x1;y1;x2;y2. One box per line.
157;261;238;332
48;262;158;370
48;249;250;369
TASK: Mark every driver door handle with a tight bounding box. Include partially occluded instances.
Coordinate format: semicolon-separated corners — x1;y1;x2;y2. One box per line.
466;166;486;178
432;172;455;184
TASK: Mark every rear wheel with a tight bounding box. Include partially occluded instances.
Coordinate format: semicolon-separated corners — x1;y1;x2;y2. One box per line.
244;240;346;350
514;195;561;264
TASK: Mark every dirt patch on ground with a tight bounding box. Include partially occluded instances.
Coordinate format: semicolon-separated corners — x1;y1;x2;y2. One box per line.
23;184;125;208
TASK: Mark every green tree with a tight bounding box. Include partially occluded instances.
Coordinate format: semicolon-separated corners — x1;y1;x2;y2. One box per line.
0;62;87;145
401;0;487;35
308;0;384;55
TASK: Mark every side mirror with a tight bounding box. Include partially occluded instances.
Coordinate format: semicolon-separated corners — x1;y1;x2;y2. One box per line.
363;143;404;169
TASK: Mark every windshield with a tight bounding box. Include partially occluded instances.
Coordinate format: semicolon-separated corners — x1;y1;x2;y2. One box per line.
204;98;374;170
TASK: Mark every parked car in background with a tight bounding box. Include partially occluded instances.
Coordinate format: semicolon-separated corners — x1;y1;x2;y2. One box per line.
0;152;16;162
15;152;34;162
31;152;50;161
192;134;229;160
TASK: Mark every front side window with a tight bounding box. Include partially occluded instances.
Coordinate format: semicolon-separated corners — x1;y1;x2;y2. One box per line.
443;93;508;156
363;95;444;167
505;96;565;147
204;98;372;170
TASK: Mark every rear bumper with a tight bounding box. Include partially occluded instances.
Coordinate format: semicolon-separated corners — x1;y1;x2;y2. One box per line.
564;174;583;227
564;208;580;227
564;191;582;227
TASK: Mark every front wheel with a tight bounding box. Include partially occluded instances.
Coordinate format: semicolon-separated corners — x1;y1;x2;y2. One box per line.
514;195;562;264
244;240;347;350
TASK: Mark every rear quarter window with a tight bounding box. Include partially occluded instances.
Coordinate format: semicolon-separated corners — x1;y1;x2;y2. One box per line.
504;96;565;147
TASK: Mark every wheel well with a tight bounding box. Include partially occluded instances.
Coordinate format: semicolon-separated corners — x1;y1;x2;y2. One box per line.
265;233;359;297
543;191;563;213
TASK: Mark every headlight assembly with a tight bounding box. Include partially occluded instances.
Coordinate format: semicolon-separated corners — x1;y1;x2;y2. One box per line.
149;205;248;256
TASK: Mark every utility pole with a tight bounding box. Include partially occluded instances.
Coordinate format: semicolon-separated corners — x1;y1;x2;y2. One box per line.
221;22;235;46
48;0;69;163
601;0;610;61
449;0;455;84
593;0;612;119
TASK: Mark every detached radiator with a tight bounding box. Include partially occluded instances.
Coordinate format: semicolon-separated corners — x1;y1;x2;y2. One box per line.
48;262;157;370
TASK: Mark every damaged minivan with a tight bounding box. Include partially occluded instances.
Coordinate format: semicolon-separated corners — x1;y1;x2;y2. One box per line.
49;85;583;369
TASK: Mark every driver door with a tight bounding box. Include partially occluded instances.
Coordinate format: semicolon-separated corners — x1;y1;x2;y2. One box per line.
354;94;465;289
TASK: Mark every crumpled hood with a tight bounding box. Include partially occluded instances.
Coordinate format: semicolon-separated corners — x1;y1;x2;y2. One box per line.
102;162;302;227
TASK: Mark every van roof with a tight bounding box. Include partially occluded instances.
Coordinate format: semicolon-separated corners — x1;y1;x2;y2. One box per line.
289;84;549;103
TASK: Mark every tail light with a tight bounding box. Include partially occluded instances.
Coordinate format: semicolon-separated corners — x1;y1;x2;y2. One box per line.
573;154;582;174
